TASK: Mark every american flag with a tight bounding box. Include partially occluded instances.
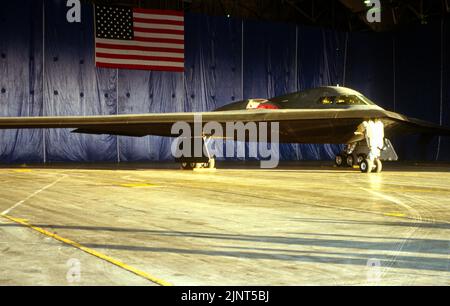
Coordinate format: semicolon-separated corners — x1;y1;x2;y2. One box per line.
94;5;185;72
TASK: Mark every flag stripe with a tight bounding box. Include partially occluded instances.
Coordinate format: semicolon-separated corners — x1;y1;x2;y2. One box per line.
134;32;184;40
133;27;184;35
97;57;184;68
96;52;184;63
133;8;184;17
96;47;184;58
96;42;184;54
133;18;184;26
96;62;184;71
133;13;184;22
96;38;184;50
133;22;184;31
134;36;184;45
96;57;184;67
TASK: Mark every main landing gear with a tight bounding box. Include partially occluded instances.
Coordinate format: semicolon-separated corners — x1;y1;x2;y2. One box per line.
335;120;397;174
335;151;383;173
180;158;216;170
335;152;367;168
176;136;217;170
359;158;383;174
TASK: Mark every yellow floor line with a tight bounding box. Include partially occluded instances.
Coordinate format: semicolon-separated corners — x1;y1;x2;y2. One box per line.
13;169;33;173
1;214;172;286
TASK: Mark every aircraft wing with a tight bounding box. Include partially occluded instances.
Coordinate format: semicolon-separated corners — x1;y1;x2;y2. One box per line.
0;109;448;144
382;111;450;138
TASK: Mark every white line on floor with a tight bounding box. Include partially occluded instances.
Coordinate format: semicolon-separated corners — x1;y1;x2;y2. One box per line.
1;175;68;216
361;187;423;283
361;188;422;220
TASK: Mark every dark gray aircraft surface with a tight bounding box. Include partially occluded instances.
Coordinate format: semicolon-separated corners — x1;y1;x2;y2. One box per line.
0;86;448;173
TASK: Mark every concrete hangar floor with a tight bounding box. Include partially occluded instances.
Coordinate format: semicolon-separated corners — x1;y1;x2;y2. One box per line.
0;161;449;286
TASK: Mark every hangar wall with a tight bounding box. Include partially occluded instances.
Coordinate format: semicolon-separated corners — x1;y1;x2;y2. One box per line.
0;0;448;163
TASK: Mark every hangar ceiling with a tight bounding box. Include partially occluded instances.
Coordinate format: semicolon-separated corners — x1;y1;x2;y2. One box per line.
88;0;450;32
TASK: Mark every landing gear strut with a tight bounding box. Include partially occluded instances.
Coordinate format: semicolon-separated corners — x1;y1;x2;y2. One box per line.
358;119;385;174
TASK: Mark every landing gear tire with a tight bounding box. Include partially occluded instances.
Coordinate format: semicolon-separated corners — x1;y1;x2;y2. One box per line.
335;154;344;167
181;162;193;170
373;159;383;173
357;154;366;165
346;155;355;168
181;158;216;170
360;159;374;174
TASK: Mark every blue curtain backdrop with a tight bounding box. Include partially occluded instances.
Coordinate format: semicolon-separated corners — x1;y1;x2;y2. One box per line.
0;1;44;162
44;0;118;162
0;0;448;163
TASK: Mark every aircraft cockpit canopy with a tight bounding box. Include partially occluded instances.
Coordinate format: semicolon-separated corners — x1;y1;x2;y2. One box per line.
318;95;375;106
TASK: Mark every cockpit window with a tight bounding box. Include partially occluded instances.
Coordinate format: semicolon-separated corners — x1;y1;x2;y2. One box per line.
320;97;334;105
318;95;371;106
335;96;363;105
